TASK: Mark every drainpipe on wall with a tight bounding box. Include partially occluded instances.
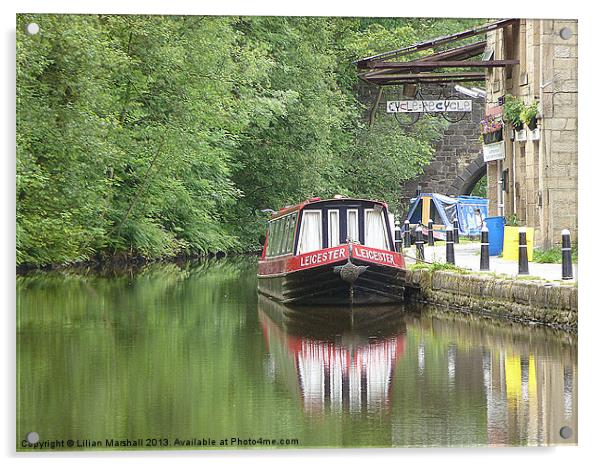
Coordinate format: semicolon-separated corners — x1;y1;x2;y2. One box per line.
536;110;547;248
539;21;554;249
497;159;504;217
512;138;517;215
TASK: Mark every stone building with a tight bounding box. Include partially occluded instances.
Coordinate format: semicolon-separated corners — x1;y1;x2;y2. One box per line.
484;19;578;248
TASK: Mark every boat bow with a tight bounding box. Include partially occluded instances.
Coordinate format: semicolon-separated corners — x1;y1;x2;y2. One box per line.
334;242;368;284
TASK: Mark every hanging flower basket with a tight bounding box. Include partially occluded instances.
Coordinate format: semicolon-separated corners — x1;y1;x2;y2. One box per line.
480;115;503;135
480;113;504;145
513;120;524;131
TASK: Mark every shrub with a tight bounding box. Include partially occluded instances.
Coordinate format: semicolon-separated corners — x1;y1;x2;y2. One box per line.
520;101;539;126
503;95;525;129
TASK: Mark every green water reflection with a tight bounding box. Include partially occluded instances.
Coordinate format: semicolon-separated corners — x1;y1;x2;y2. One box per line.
17;258;577;450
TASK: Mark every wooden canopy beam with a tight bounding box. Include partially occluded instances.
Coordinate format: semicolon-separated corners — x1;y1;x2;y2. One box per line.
411;40;487;63
361;71;486;80
371;76;486;85
369;59;518;69
362;71;487;85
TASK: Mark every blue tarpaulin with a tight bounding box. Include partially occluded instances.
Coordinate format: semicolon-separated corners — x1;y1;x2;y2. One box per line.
456;195;489;235
405;193;488;237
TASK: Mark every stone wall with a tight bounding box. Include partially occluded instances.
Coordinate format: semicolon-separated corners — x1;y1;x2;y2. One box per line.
404;268;577;331
358;83;485;209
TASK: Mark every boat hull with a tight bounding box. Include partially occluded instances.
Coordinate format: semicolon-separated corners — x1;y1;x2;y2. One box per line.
258;244;406;305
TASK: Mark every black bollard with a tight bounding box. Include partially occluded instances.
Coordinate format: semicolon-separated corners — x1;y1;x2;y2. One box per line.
518;227;529;275
446;226;455;264
415;226;425;262
403;220;411;248
480;225;490;271
453;218;460;244
561;229;573;280
394;221;402;252
427;219;434;246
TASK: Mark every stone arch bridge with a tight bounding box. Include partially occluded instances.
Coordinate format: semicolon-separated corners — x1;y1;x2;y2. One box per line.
401;101;486;204
359;84;486;210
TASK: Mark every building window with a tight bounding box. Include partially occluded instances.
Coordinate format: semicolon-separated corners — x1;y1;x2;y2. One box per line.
503;24;514;80
519;20;527;85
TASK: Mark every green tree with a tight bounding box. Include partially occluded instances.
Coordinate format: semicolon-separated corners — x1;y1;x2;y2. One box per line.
470;176;488;198
17;14;483;265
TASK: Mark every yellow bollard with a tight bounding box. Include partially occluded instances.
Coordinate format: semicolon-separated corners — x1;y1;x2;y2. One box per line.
502;226;534;261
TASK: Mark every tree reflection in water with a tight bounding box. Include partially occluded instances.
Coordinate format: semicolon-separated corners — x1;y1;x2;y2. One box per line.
258;296;578;446
17;260;577;449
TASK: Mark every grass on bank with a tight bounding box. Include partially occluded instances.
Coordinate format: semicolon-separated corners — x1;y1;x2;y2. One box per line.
532;244;578;264
409;261;469;274
408;261;576;285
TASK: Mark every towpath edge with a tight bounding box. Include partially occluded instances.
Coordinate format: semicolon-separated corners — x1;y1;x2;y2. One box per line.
404;269;577;332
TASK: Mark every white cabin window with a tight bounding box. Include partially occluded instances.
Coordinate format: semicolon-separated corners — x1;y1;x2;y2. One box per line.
285;212;297;253
273;219;282;255
267;213;298;257
267;222;275;256
281;216;291;254
279;218;288;255
364;208;389;250
347;209;359;242
297;210;322;254
328;210;340;247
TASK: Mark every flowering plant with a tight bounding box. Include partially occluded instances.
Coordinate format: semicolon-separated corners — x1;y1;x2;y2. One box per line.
480;114;503;134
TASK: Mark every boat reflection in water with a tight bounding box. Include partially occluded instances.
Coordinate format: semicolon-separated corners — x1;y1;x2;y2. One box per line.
258;295;577;446
258;295;406;415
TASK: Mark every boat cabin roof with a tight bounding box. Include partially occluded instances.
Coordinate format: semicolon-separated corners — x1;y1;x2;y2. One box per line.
269;197;389;220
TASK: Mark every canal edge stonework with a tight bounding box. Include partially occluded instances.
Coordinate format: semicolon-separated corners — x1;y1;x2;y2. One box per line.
405;269;577;331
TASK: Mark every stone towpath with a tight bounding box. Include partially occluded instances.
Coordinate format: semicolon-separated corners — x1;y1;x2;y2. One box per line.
403;242;578;282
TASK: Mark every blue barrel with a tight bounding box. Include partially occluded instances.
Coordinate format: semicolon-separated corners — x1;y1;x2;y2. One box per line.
484;216;505;256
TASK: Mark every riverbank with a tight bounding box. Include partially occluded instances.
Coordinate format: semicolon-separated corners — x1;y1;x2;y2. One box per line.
17;250;578;333
15;251;262;275
404;267;577;332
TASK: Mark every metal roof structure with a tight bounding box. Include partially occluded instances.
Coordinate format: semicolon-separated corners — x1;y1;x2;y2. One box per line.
355;19;519;86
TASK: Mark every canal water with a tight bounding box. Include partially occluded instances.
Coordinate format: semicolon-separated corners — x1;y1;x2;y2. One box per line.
17;257;577;450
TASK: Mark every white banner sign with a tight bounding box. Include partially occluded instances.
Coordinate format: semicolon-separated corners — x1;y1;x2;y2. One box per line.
387;100;472;113
483;141;505;162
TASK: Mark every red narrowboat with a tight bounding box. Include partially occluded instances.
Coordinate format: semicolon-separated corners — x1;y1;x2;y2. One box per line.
257;197;406;305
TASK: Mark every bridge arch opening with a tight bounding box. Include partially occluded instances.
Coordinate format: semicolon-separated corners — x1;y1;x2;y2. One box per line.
447;160;487;197
468;172;488;197
462;164;487;196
